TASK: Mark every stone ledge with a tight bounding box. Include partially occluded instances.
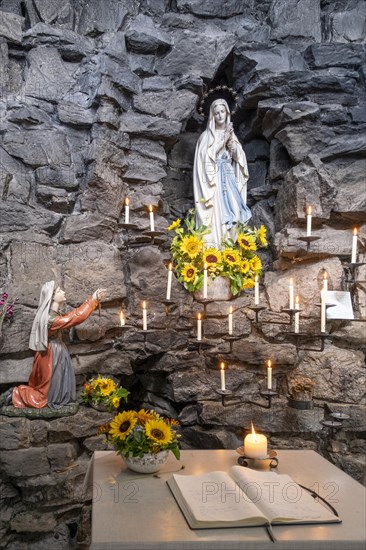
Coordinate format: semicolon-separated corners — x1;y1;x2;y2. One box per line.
0;402;79;419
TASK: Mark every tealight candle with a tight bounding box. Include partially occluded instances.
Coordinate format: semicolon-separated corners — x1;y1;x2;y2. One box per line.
220;362;226;391
267;359;272;390
203;262;208;299
166;263;173;300
294;296;300;334
228;306;233;335
306;206;312;237
124;197;130;224
323;271;328;292
289;277;294;310
197;313;202;341
254;275;259;305
351;228;358;264
120;310;125;327
148;205;155;232
244;422;268;459
142;301;147;331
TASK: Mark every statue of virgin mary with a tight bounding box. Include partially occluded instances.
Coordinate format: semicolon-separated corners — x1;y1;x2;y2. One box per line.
193;98;251;247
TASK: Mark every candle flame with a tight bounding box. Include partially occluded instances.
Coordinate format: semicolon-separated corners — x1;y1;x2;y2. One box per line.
168;262;172;270
307;206;312;215
353;227;358;236
197;313;201;320
323;271;328;280
250;421;258;441
148;204;153;212
255;275;258;282
204;262;207;270
295;296;299;304
229;306;233;314
289;277;293;285
125;197;129;206
142;301;146;309
220;362;225;370
120;310;124;324
267;359;271;368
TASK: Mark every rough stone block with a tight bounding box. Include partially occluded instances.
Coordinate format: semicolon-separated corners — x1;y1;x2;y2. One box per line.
78;0;130;36
133;90;197;121
125;14;172;53
269;0;321;42
0;201;62;234
305;44;366;68
328;2;366;43
0;11;24;43
0;447;50;477
177;0;247;18
119;111;182;140
0;417;31;450
47;442;79;470
0;356;33;385
11;511;56;533
61;213;117;243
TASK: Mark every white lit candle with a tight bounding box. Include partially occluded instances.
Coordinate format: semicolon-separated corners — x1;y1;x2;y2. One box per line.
120;310;125;327
289;277;294;310
294;296;300;334
203;262;208;299
142;301;147;331
306;206;312;237
228;306;233;335
254;275;259;305
220;362;226;391
148;205;155;232
320;289;326;333
244;422;268;459
124;197;130;224
197;313;202;341
351;228;358;264
323;271;328;292
267;359;272;390
166;263;173;300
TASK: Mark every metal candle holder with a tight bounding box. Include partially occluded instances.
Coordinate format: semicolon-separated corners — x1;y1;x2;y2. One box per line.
297;235;321;252
236;447;279;469
216;388;278;409
320;404;350;437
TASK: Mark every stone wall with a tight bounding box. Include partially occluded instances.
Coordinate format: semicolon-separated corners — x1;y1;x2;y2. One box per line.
0;0;365;548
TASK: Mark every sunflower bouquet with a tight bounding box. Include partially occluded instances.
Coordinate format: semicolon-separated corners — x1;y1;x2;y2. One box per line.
99;408;181;459
168;210;268;296
80;376;129;412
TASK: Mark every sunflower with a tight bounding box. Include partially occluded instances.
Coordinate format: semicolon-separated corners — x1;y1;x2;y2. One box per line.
203;248;222;267
242;278;256;289
237;233;257;252
257;225;268;247
250;255;262;272
95;378;116;396
180;235;202;259
181;264;197;283
241;259;250;274
111;396;120;409
145;418;173;445
168;219;181;231
223;248;240;266
109;411;137;440
136;408;156;424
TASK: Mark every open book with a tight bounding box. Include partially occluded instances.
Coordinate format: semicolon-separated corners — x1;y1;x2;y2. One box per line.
167;466;341;529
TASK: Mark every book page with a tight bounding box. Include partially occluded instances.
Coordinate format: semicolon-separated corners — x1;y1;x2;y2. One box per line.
170;470;267;525
230;466;339;524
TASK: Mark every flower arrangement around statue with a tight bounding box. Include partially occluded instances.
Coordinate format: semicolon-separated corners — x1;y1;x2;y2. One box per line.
81;376;129;412
168;210;268;296
288;376;315;410
0;290;15;332
99;408;181;473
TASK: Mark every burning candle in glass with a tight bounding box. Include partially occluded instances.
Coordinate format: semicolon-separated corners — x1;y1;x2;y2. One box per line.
142;301;147;331
166;263;173;300
124;197;130;224
323;271;328;292
220;362;226;391
228;306;233;335
254;275;259;305
244;422;268;459
306;206;312;237
203;262;208;299
148;205;155;232
197;313;202;341
351;228;358;264
294;296;300;334
289;277;294;310
267;359;272;390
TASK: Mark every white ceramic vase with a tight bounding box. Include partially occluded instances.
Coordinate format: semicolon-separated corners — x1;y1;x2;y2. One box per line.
122;450;169;474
